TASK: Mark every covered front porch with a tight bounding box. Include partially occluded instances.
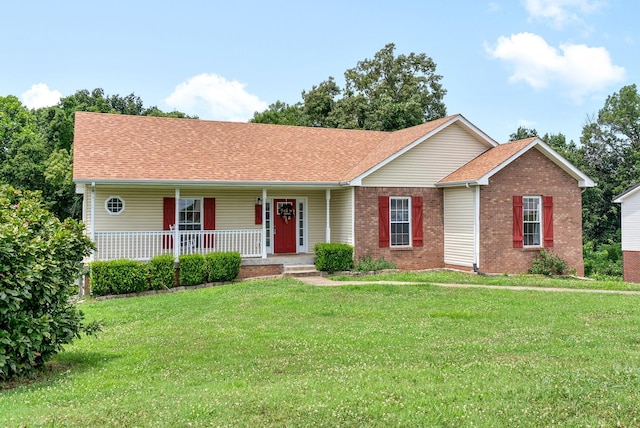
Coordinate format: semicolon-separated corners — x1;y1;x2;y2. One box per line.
82;184;355;262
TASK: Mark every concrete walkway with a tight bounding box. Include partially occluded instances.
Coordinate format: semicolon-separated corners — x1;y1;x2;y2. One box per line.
296;275;640;295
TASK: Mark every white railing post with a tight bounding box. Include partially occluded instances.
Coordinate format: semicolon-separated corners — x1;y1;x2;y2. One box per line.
174;188;180;262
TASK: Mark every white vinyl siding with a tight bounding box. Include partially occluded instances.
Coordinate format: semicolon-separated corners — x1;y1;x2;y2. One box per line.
444;188;475;267
330;188;354;245
621;191;640;251
91;186;330;253
362;123;489;187
93;187;265;232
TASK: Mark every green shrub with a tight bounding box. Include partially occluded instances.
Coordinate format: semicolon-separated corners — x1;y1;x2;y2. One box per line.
206;252;241;282
179;254;207;286
314;243;353;273
150;254;176;289
583;241;622;279
353;254;396;272
90;259;148;296
529;250;569;276
0;185;97;380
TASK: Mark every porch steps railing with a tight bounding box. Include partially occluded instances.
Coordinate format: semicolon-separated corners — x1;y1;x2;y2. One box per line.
93;229;262;261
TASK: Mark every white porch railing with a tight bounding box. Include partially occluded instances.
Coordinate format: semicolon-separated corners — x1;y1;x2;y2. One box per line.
93;230;263;261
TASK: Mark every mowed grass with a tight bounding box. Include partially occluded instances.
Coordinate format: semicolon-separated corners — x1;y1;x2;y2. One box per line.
332;269;639;291
2;277;640;427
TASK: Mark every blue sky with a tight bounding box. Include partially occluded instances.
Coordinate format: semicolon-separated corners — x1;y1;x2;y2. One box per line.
3;0;637;143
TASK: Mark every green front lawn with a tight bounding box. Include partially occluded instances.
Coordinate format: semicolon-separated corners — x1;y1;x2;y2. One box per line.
2;278;640;426
332;269;638;291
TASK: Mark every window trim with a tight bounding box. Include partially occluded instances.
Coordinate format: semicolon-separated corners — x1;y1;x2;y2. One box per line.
390;196;412;248
178;197;203;231
523;195;542;247
104;196;125;215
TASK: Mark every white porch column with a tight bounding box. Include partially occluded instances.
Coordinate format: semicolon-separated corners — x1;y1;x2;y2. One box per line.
174;188;180;262
325;189;331;243
89;182;96;262
262;188;267;258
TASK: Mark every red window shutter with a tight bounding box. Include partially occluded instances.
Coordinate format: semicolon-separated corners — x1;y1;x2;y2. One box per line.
163;197;175;249
255;204;263;225
378;196;390;248
513;196;523;248
204;198;216;248
543;196;553;247
412;196;423;247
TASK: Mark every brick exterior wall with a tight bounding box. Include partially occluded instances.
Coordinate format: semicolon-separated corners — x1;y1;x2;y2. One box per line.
479;148;585;275
623;251;640;283
238;264;283;279
354;187;444;270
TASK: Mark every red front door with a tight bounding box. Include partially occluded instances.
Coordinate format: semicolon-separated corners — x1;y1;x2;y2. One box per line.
274;199;297;253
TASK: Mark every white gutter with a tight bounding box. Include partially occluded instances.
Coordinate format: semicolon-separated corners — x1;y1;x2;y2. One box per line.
73;179;349;188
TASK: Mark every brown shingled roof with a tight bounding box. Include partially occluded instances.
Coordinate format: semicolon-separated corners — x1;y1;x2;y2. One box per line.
72;112;463;184
438;138;537;184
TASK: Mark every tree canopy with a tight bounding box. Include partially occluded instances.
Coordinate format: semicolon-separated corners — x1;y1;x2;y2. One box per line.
252;43;447;131
580;84;640;246
0;89;194;220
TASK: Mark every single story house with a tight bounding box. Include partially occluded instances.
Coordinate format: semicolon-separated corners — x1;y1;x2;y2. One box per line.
73;112;595;277
614;185;640;282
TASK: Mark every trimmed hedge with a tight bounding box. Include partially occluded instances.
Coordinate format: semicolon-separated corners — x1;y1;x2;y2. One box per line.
90;251;242;296
91;259;148;296
150;254;176;289
179;254;207;286
315;243;354;273
206;252;241;282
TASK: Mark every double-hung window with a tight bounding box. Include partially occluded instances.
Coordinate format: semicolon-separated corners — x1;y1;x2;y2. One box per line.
523;196;541;246
179;198;202;231
390;197;411;247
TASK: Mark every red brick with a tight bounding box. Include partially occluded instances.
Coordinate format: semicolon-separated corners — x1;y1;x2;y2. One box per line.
623;251;640;283
354;187;444;270
478;148;584;275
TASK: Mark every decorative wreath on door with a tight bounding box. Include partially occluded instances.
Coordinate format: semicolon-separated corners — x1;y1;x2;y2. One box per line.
278;202;296;224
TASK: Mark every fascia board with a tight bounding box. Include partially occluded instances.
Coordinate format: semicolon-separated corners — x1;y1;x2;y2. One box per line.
72;179;348;189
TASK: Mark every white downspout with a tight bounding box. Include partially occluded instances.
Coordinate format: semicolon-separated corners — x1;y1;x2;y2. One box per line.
465;183;480;271
90;182;96;262
262;188;267;258
325;189;331;243
351;187;356;247
174;188;180;262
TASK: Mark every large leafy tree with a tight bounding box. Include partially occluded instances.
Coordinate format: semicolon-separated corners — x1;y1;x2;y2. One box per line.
581;84;640;246
0;96;48;194
252;43;447;131
0;89;194;220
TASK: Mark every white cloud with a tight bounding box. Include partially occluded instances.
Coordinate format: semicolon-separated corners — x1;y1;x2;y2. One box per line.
21;83;62;109
486;32;625;103
165;73;267;121
523;0;605;29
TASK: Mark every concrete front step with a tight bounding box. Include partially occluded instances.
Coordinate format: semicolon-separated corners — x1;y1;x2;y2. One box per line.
283;264;321;277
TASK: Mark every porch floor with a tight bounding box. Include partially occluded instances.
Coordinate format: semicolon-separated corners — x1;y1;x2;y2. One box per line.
241;253;315;266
